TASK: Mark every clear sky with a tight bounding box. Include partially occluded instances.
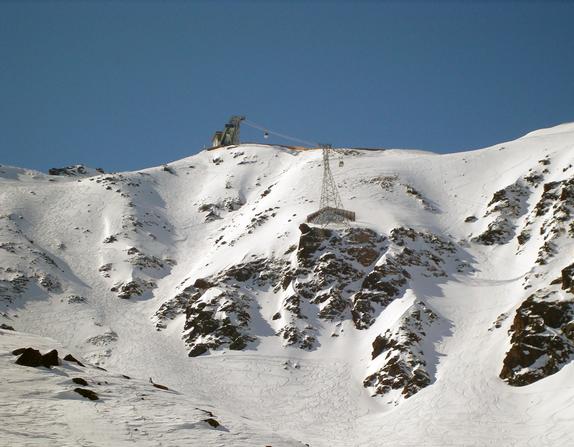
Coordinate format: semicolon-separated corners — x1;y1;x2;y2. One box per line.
1;1;573;172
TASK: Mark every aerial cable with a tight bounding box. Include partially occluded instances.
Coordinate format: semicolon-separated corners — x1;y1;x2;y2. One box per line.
243;119;320;147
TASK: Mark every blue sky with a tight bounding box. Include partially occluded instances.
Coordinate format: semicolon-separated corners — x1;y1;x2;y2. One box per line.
1;1;573;172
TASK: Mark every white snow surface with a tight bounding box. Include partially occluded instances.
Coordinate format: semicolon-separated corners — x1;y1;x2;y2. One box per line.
1;122;574;446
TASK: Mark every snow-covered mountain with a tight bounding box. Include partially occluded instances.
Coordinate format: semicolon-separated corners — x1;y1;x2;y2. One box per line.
2;122;574;446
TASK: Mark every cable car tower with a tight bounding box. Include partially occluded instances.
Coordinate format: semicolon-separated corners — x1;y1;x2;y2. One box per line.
305;144;355;225
208;116;355;225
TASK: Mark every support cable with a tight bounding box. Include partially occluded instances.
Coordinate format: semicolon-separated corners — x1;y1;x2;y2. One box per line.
243;120;319;147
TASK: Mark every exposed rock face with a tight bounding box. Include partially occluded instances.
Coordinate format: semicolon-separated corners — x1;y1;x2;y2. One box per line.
530;177;574;264
113;279;157;299
274;226;388;348
157;224;465;363
184;286;255;357
473;180;530;245
364;301;438;399
157;258;285;356
500;290;574;386
48;165;104;177
352;227;463;330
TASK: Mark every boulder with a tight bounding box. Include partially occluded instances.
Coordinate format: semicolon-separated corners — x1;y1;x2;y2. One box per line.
74;388;99;400
63;354;85;367
15;348;59;368
203;418;220;428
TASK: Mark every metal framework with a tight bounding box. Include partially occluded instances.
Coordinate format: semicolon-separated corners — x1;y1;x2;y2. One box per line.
306;144;355;225
319;144;343;210
207;116;354;225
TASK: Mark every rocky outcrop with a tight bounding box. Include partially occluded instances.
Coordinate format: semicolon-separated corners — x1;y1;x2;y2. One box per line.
157;258;285;356
48;165;104;177
184;286;255;357
277;226;388;348
473;180;530;245
531;177;574;264
112;279;157;299
352;227;462;329
500;290;574;386
157;224;467;357
364;301;438;399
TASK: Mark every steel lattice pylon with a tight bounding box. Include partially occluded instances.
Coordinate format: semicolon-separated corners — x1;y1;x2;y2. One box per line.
319;144;343;210
307;144;354;225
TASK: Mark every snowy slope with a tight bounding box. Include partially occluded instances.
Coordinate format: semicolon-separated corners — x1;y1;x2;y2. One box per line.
1;123;574;446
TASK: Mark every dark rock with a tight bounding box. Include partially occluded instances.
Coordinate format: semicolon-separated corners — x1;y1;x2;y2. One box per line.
152;383;169;390
1;323;15;330
15;348;59;368
297;226;332;267
127;247;140;255
37;273;61;292
67;295;87;304
102;235;117;244
74;388;99;400
203;418;220;428
473;181;530;245
162;164;175;174
48;165;88;176
346;246;379;266
229;336;248;350
193;278;213;289
371;335;388;360
188;344;209;357
98;263;112;273
561;262;574;293
500;292;574;386
464;216;477;223
517;230;530;245
63;354;85;367
42;350;59;367
72;377;89;386
363;302;437;399
116;279;156;299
